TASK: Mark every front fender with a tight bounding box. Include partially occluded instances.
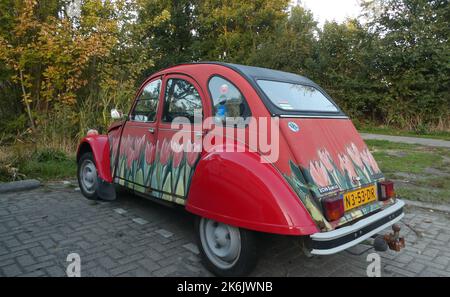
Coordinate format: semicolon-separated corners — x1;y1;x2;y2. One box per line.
185;149;319;236
76;135;112;183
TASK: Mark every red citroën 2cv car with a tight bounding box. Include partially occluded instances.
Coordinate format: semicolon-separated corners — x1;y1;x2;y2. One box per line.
77;63;405;276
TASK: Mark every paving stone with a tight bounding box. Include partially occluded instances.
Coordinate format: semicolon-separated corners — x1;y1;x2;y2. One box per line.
138;258;161;272
182;243;200;255
422;248;440;258
132;218;148;225
17;254;36;267
114;208;127;215
405;262;426;274
2;264;22;277
1;185;449;277
155;229;174;238
46;266;66;277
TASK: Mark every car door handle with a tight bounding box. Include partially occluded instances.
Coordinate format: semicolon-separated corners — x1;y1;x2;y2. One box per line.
148;128;155;134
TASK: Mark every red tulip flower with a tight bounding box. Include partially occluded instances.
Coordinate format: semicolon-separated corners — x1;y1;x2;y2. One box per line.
171;141;184;168
126;146;135;168
339;153;358;182
318;148;335;173
145;141;155;165
361;148;381;173
346;143;364;169
186;141;201;167
159;139;172;165
309;160;331;188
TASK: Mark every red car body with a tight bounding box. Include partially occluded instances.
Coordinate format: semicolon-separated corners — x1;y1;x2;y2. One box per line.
77;63;404;259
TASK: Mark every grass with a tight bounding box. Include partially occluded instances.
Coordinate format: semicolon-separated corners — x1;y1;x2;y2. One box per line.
18;158;76;181
0;146;76;182
358;125;450;141
1;138;448;205
366;139;450;204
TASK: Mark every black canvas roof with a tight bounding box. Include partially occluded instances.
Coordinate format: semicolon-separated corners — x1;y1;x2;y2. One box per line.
223;63;317;87
213;62;347;118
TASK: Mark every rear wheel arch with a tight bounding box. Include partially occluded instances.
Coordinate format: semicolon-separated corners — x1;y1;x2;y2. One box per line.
185;150;319;236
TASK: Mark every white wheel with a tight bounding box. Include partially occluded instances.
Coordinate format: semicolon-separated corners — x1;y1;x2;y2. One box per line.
200;218;241;269
77;152;98;199
196;217;258;276
80;159;97;194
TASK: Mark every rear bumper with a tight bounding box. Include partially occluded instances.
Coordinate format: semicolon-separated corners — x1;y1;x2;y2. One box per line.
310;199;405;255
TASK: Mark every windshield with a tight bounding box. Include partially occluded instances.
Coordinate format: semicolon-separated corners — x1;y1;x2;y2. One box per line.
257;80;338;112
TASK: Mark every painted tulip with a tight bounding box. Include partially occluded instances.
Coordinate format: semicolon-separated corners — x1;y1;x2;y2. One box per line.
126;146;135;168
159;139;172;165
186;141;201;167
134;135;146;166
119;135;128;155
339;153;358;182
365;148;381;173
318;148;335;172
135;135;146;153
171;141;184;168
346;143;364;169
145;141;155;165
309;160;331;188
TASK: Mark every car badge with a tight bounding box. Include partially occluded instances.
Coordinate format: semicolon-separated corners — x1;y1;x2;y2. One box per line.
288;122;299;132
352;176;361;184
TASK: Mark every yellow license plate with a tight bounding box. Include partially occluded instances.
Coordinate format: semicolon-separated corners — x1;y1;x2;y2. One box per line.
343;185;377;211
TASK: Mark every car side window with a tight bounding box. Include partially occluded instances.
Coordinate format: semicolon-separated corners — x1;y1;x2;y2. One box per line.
162;78;203;123
131;79;161;122
208;76;251;120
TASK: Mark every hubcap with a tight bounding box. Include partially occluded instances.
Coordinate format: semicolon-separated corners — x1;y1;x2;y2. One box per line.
80;159;97;195
199;218;241;269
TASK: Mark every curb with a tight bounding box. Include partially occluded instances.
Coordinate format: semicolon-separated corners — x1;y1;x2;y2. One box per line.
403;199;450;214
0;179;41;194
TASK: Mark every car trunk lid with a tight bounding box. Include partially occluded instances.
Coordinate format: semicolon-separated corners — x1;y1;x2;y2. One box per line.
279;117;384;200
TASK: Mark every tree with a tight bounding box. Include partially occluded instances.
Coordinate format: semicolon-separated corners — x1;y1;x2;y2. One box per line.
313;19;388;122
363;0;450;129
194;0;290;63
247;5;317;74
137;0;194;73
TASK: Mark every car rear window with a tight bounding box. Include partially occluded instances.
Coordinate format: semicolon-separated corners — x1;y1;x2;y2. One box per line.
256;80;338;112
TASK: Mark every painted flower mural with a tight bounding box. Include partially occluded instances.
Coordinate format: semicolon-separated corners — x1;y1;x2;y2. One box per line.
338;153;358;185
361;148;381;174
283;142;384;228
287;143;384;199
111;135;201;205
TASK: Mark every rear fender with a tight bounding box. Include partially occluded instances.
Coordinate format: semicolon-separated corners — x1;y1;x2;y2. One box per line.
185;146;319;236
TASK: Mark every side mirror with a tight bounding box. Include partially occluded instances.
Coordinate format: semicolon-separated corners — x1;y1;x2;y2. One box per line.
111;108;124;120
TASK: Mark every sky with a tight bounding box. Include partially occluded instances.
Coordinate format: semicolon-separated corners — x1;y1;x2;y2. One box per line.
296;0;363;27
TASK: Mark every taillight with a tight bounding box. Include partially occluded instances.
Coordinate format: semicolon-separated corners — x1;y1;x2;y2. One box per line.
378;181;395;201
322;195;344;221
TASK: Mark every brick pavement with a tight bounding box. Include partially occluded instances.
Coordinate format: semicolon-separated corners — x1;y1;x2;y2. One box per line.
0;183;449;277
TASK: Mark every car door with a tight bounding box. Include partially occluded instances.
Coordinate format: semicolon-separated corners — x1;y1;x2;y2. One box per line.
151;74;206;205
116;78;161;193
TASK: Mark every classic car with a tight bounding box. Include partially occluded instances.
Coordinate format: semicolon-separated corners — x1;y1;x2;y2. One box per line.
76;62;405;276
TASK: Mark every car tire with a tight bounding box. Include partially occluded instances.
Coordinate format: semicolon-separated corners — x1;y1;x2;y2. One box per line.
195;216;258;277
77;152;98;200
